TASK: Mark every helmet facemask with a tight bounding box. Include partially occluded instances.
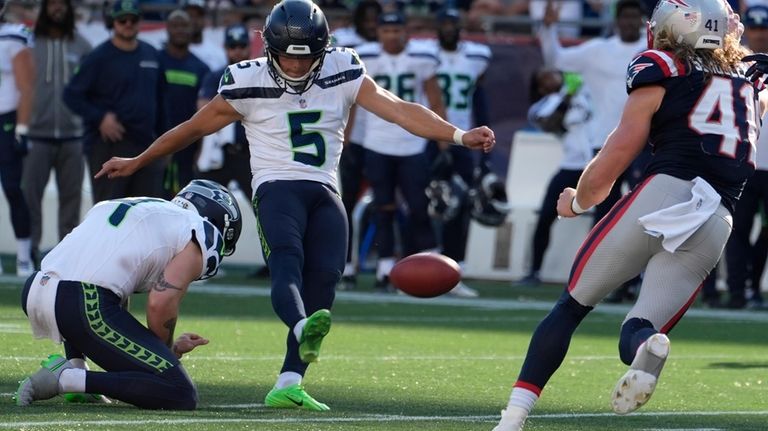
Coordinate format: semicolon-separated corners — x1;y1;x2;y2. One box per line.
265;47;326;95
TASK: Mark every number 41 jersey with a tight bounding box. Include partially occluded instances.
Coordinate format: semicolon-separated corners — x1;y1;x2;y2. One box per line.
627;49;759;213
218;48;366;193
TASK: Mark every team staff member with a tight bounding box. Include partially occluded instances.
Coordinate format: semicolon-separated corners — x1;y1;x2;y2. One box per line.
64;0;167;203
158;9;209;196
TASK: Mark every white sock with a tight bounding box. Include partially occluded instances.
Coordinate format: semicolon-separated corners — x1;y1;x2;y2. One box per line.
343;263;356;277
69;358;89;370
58;368;86;393
17;238;32;262
376;258;396;280
275;371;302;389
508;387;539;412
293;318;307;343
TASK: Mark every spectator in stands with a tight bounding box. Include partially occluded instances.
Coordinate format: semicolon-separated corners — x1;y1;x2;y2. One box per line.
181;0;227;70
355;11;446;292
332;0;382;290
723;5;768;309
158;9;210;197
468;0;583;37
24;0;91;268
63;0;167;203
429;7;494;297
196;23;253;201
0;0;35;276
521;69;593;286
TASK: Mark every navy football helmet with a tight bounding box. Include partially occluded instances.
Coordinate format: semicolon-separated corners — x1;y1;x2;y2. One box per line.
263;0;330;94
469;168;511;227
172;179;242;257
426;174;468;222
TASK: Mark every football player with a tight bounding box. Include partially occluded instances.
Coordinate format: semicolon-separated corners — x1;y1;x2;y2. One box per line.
96;0;495;411
355;11;446;292
15;179;242;410
428;8;493;297
494;0;765;429
0;0;35;276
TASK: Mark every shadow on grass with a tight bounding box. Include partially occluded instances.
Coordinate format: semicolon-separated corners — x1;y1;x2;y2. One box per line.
707;361;768;370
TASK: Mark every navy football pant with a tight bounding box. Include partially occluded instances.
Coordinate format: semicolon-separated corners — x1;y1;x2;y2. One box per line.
0;111;31;239
339;142;366;263
254;180;346;376
21;275;196;410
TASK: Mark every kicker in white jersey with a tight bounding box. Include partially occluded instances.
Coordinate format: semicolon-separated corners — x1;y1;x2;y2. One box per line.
217;47;366;192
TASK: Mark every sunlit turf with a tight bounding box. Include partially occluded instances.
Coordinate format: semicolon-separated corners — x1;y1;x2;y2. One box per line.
0;268;766;430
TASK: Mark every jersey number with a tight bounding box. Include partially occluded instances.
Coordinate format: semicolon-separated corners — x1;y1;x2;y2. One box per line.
436;73;474;110
689;77;758;164
288;111;325;167
373;73;416;102
108;198;165;226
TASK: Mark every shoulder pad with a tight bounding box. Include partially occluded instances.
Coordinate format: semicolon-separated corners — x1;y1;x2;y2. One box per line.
461;41;492;62
326;46;364;67
355;42;380;58
626;49;688;92
0;23;31;44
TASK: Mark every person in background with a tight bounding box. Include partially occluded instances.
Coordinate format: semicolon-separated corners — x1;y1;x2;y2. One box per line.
723;4;768;309
15;179;241;410
196;23;253;201
181;0;227;71
494;1;761;429
523;69;593;287
356;11;446;292
333;0;382;291
63;0;167;203
158;9;210;197
429;7;493;297
0;0;34;276
24;0;91;268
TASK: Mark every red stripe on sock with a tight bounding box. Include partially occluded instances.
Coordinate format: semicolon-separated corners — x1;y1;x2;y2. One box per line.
514;380;542;396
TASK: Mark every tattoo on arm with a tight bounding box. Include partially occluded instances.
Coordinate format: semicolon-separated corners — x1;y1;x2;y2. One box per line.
163;317;177;347
152;275;183;292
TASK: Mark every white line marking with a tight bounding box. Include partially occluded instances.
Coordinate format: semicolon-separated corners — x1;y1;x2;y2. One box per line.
206;403;265;409
0;411;766;428
641;429;725;431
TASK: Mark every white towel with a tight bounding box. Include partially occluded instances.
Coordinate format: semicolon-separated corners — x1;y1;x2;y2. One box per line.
637;177;721;253
196;123;236;172
26;272;63;343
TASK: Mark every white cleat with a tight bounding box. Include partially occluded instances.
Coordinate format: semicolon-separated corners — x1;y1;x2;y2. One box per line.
611;333;670;415
16;354;72;406
492;406;528;431
449;281;479;298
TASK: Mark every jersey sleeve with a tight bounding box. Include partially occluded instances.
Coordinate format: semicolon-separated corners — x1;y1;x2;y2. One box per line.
314;47;367;106
626;49;689;93
464;41;492;76
217;59;279;117
408;41;440;80
1;24;31;58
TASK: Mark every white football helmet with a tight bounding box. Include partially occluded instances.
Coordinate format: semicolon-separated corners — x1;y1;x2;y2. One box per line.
648;0;729;50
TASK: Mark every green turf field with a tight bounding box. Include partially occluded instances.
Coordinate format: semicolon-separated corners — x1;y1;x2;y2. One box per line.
1;269;766;430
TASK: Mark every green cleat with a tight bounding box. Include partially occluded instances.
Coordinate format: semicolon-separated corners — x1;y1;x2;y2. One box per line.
264;384;330;411
16;354;71;406
62;392;112;404
299;309;331;363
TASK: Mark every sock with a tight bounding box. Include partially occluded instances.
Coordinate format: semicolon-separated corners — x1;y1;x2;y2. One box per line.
376;258;396;280
508;386;539;412
58;368;86;393
275;371;302;389
343;263;356;277
17;238;32;262
293;318;307;343
69;358;89;370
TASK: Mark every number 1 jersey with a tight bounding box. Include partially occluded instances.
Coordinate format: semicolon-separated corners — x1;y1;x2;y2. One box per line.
218;48;366;193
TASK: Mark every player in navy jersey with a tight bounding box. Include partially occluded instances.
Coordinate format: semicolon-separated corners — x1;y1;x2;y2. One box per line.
96;0;495;411
493;0;764;429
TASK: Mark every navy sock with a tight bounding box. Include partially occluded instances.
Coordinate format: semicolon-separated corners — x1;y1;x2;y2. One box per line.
619;318;658;365
518;291;592;389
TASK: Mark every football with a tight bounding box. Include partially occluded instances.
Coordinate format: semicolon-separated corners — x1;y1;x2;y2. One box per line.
390;252;461;298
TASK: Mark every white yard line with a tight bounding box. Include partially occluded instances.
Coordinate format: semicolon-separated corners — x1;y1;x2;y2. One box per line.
0;410;766;428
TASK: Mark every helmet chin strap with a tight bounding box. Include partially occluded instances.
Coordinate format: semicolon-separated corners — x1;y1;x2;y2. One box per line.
269;53;322;93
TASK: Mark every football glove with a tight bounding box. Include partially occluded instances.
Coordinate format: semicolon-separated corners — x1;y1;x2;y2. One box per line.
743;53;768;91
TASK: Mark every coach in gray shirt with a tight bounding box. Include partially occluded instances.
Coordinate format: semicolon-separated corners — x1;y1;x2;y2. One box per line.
24;0;91;261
